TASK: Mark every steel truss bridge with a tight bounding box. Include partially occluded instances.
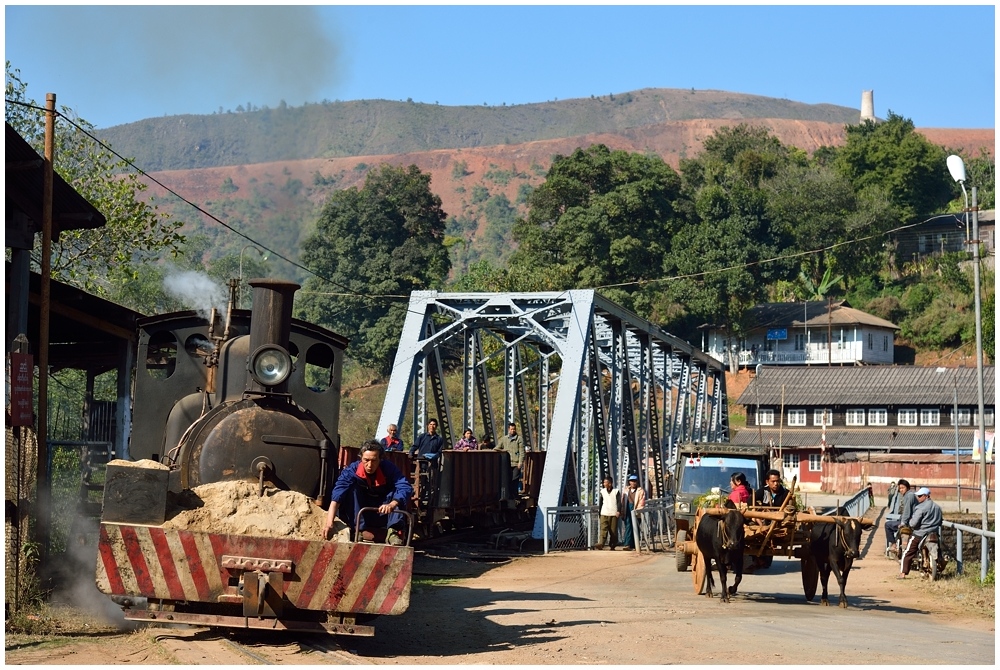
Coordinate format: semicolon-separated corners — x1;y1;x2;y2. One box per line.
377;290;729;539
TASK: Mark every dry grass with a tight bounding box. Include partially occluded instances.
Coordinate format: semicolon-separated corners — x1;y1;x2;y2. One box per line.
911;561;995;620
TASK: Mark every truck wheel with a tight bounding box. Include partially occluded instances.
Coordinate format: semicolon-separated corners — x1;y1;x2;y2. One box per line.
675;530;691;572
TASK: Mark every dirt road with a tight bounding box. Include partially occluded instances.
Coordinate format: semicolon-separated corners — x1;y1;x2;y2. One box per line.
5;518;994;665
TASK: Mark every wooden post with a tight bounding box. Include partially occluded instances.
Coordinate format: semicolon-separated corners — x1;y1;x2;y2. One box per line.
36;92;56;565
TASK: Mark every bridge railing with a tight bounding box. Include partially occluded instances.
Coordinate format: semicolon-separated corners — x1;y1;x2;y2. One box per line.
819;485;875;518
632;496;675;553
942;520;996;580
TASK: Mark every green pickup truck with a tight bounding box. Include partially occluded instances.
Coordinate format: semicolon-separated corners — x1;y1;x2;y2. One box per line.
672;442;769;571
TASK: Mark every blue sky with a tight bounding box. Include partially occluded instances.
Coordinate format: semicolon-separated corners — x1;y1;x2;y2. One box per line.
4;5;996;130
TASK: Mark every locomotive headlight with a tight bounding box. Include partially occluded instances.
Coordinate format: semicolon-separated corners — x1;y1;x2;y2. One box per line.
676;501;690;514
249;345;292;386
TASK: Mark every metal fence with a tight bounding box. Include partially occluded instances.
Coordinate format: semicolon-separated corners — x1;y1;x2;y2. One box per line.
633;496;675;553
542;506;598;553
821;485;875;518
943;520;996;580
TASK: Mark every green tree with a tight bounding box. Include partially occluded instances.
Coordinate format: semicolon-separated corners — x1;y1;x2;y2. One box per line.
298;164;450;376
511;144;688;313
5;62;183;308
661;126;796;367
834;112;953;222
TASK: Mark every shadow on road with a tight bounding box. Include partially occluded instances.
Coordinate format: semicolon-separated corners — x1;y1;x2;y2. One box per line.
347;584;595;659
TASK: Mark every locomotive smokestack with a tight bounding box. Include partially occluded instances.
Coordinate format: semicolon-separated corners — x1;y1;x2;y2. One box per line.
247;278;299;394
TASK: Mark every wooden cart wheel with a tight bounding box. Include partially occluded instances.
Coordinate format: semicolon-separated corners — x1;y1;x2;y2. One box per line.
693;550;708;594
801;556;819;601
675;530;691;572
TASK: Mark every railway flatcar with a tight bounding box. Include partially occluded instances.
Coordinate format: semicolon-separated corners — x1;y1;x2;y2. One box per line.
95;279;412;635
338;445;540;537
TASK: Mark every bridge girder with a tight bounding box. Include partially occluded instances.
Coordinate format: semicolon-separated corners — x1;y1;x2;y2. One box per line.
376;290;729;540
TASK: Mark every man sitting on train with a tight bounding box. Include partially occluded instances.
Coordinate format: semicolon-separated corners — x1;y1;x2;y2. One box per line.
324;440;413;545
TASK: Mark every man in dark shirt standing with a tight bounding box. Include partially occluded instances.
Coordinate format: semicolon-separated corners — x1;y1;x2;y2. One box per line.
410;418;445;459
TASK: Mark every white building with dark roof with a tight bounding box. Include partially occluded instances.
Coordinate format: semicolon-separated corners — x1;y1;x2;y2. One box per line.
702;300;899;368
735;365;995;490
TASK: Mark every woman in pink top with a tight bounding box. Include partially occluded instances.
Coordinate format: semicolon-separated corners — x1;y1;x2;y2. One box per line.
454;428;479;451
728;472;751;505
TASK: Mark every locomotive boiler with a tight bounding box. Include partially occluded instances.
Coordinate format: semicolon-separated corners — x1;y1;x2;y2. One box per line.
95;279;413;634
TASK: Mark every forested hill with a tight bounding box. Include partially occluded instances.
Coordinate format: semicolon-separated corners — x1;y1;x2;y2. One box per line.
96;88;862;171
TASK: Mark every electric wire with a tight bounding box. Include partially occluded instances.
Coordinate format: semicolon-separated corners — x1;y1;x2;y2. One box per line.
5;98;410;302
7;98;990;315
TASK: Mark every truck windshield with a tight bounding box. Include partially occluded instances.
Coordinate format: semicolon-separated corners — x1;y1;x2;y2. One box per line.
679;456;760;494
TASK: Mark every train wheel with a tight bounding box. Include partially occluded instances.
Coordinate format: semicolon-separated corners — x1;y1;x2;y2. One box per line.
675;530;691;572
801;556;819;601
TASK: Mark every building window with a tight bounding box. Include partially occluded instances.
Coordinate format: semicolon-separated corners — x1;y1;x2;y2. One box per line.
868;333;873;349
952;409;971;426
920;409;940;426
898;409;918;426
783;453;797;471
756;409;774;426
794;333;805;351
787;410;806;426
883;335;889;352
869;409;888;426
975;409;995;427
846;409;866;426
808;454;823;472
813;409;832;426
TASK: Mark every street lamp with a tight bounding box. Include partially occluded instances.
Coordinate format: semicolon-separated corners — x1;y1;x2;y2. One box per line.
239;245;267;308
947;154;990;581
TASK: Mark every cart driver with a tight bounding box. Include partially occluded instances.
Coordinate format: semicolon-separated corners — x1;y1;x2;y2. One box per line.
755;469;791;508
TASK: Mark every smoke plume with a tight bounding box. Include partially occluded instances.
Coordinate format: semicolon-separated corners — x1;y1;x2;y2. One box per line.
163;269;227;320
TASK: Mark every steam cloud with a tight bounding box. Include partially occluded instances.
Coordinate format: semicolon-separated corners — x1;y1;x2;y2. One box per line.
47;6;340;119
163;269;227;320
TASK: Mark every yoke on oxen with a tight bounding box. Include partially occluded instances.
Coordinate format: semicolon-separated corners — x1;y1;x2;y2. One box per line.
679;480;874;600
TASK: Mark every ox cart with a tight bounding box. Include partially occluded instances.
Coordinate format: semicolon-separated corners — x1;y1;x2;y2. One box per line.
675;483;874;601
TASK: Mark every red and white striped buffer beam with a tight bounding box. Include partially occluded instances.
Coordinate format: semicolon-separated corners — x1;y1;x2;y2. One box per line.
96;523;412;615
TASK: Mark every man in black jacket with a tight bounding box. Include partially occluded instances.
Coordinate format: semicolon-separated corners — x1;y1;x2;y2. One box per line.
410;418;446;460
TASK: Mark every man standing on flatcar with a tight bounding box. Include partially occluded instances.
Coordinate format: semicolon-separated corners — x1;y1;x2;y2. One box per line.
410;418;445;460
325;440;413;545
495;422;527;491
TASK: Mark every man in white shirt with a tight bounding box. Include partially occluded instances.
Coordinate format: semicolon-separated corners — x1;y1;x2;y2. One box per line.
595;477;622;550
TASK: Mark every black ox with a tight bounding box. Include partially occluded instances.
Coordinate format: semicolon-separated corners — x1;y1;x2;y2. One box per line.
695;506;745;603
808;511;863;608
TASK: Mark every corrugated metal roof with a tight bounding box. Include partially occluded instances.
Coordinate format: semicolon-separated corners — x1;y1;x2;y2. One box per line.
6;122;106;240
737;365;995;406
742;301;898;331
733;427;982;450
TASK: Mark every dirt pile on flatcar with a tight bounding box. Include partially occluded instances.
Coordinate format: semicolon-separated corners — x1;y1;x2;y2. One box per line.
164;479;348;541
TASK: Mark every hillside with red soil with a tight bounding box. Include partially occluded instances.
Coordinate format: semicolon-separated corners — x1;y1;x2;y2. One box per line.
145;120;993;265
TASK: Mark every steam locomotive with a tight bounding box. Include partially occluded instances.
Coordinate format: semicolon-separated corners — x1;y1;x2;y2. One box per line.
95;279;411;635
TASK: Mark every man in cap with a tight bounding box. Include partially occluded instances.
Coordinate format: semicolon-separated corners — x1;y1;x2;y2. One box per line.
620;474;647;551
897;487;943;579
